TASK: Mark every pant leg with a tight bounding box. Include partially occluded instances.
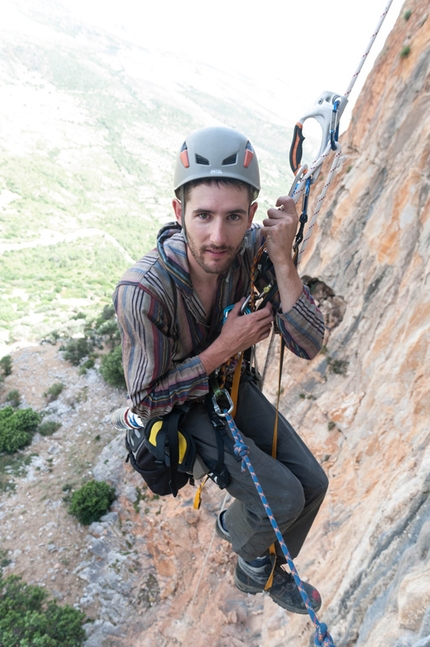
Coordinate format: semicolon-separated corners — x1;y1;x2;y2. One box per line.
186;379;328;562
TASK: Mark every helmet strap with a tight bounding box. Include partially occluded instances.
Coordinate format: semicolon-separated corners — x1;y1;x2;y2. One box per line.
180;185;188;243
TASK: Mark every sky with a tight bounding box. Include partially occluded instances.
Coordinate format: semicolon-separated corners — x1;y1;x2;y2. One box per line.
60;0;405;131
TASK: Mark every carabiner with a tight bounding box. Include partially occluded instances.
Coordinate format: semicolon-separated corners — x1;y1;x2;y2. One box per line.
289;91;348;181
212;389;234;417
288;164;308;199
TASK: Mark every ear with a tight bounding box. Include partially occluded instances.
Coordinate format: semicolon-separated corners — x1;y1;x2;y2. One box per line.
172;198;182;225
248;201;258;226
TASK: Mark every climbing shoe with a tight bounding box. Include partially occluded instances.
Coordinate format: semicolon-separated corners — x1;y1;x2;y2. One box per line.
215;510;231;543
234;556;322;615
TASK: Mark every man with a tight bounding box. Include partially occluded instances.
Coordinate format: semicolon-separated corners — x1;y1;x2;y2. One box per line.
114;126;328;614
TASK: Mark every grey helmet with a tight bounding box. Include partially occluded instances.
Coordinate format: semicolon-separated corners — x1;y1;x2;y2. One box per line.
174;126;260;198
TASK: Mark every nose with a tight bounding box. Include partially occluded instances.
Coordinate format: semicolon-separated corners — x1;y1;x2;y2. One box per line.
209;217;228;247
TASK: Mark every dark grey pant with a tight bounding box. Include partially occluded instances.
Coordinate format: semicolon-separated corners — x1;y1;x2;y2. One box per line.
185;379;328;563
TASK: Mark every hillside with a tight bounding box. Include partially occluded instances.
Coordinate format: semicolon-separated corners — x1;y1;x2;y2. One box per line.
0;0;297;352
1;0;429;646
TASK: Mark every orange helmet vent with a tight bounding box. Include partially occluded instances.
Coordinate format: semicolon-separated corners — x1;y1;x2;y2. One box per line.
243;149;254;168
180;150;190;168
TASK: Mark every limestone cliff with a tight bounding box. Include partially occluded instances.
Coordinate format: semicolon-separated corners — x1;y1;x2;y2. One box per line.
1;2;429;647
265;0;430;644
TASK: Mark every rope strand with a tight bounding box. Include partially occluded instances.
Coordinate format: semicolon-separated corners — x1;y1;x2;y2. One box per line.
225;412;336;647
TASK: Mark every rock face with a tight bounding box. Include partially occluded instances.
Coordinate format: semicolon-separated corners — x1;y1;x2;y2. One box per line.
1;2;429;647
263;1;430;645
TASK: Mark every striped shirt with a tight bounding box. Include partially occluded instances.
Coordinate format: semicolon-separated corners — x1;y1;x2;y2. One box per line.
113;222;325;421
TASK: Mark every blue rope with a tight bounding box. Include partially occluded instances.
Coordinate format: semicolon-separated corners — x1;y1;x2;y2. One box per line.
225;411;336;647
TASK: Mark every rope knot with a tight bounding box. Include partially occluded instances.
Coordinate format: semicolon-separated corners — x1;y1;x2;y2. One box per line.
314;622;334;646
233;439;249;469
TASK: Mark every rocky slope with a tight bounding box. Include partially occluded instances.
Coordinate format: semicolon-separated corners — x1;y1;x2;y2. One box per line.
1;1;429;646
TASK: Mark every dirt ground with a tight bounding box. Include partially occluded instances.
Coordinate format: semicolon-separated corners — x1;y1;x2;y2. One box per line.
0;342;124;613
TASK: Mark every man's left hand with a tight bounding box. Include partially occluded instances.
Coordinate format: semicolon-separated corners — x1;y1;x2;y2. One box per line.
261;196;298;267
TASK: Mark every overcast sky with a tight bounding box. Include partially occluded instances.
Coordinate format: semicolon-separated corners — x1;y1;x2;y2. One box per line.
61;0;405;129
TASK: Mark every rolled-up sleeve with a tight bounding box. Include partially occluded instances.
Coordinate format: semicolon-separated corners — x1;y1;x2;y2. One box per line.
276;286;325;359
114;283;209;420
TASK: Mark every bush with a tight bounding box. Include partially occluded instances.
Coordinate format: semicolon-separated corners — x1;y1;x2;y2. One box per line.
5;389;21;407
0;355;12;377
68;480;116;525
99;345;126;388
0;574;86;646
44;382;64;402
0;407;41;453
38;420;62;436
60;337;94;366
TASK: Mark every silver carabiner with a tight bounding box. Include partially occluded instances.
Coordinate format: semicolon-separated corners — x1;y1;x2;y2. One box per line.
289;163;308;199
290;91;348;182
212;389;234;417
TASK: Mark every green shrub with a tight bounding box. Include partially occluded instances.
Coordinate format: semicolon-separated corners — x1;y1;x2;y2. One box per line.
96;319;120;345
0;574;86;646
0;407;41;453
99;345;126;388
404;9;412;20
327;356;349;376
0;355;12;377
44;382;64;402
5;389;21;407
68;480;116;525
400;45;411;58
38;420;62;436
60;337;94;366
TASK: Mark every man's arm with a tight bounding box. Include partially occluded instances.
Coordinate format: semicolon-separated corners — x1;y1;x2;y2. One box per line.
114;283;209;420
261;196;325;359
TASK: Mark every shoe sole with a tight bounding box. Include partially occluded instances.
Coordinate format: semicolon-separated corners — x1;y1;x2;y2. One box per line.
233;569;320;615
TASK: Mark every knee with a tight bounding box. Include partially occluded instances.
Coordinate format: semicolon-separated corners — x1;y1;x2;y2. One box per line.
307;469;329;506
276;479;307;521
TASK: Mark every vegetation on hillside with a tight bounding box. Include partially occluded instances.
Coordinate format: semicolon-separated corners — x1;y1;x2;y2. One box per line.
0;572;86;647
67;479;116;526
58;304;126;388
0;5;295;348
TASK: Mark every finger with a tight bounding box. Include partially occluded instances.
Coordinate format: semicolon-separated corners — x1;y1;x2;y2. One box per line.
275;195;296;210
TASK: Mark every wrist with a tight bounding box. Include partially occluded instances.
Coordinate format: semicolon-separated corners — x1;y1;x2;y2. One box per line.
199;339;232;376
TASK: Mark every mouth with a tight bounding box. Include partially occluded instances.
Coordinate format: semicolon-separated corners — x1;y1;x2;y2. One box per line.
204;247;230;259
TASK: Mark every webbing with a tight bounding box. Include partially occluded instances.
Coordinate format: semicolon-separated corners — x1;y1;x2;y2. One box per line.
224;410;336;647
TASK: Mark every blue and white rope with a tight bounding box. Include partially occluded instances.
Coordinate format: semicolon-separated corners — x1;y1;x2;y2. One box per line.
225;411;335;647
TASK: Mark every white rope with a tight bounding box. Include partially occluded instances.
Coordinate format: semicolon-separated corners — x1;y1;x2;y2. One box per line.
291;0;394;263
344;0;395;99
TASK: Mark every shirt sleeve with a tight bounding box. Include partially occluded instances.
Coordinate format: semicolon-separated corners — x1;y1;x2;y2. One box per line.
275;286;325;359
114;283;209;421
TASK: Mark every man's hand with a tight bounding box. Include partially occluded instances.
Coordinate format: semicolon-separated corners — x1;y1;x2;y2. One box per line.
262;196;298;267
261;196;304;313
199;299;273;376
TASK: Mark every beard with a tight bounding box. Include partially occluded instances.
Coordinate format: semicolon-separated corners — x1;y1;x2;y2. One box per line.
186;232;241;275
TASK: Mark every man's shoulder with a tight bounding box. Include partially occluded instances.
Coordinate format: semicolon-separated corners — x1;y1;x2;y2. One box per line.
117;248;162;287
